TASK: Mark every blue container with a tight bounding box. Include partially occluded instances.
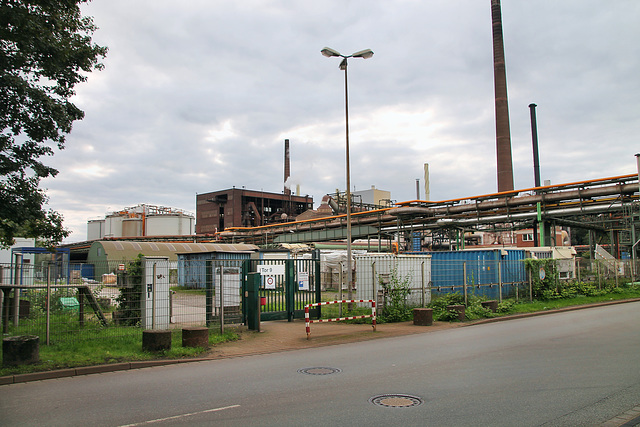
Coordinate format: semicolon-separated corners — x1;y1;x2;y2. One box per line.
427;249;526;299
70;263;95;281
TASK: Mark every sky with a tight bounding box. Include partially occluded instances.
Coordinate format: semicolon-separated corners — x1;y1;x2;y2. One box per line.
41;0;640;243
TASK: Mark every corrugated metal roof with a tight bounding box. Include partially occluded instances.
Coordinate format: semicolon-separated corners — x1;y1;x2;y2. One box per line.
94;241;259;261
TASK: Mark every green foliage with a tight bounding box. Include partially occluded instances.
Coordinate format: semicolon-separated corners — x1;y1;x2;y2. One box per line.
428;292;465;321
0;0;107;247
115;254;143;326
379;265;413;322
524;258;559;299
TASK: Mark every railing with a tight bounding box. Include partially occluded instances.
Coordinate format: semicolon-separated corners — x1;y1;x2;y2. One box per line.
304;299;376;340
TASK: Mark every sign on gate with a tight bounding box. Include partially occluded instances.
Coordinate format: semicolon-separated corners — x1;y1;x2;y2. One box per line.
257;264;285;275
298;272;309;290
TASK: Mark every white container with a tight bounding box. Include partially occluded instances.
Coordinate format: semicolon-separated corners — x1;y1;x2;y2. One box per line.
146;214;194;236
87;220;105;240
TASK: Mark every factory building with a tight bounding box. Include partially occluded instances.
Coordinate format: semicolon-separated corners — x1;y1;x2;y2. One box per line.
196;188;313;233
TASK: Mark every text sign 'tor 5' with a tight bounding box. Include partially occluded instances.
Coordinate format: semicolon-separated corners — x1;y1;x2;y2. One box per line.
257;264;285;276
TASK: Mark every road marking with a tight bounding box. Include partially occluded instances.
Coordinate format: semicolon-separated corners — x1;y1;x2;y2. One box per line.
118;404;240;426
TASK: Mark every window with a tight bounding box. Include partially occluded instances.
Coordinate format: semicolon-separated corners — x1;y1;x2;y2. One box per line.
523;233;534;242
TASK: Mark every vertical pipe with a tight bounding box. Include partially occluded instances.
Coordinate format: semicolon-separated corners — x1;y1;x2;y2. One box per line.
492;0;514;192
416;179;420;200
530;103;541;247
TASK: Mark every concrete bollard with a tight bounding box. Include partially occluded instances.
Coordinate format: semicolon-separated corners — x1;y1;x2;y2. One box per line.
142;330;172;352
481;300;499;312
3;335;39;367
182;327;209;349
446;304;466;321
413;308;433;326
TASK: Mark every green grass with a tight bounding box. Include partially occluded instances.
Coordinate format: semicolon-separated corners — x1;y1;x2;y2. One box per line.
0;327;239;377
508;286;640;314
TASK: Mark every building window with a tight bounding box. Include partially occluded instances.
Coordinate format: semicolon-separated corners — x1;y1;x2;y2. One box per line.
523;233;534;242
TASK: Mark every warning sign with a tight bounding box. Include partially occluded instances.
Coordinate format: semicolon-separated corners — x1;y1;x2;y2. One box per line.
265;276;276;290
298;272;309;291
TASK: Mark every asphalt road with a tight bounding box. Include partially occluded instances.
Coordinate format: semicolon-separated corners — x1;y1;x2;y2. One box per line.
1;302;639;426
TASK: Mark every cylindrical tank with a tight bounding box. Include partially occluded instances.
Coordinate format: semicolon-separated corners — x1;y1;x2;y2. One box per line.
87;219;105;240
104;215;124;238
146;214;194;236
122;218;143;237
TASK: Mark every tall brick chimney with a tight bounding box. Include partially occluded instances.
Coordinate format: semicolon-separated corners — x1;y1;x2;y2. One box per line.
491;0;514;192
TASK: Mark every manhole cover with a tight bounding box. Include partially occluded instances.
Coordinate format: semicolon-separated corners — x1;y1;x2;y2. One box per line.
297;367;341;375
369;394;423;408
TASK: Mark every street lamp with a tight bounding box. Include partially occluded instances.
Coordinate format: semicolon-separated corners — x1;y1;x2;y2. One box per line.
321;47;374;305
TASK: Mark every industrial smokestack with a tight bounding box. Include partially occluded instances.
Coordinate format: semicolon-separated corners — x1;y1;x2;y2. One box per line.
284;139;291;196
424;163;430;201
491;0;514;192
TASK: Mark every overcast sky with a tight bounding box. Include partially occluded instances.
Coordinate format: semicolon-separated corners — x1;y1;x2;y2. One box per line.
41;0;640;243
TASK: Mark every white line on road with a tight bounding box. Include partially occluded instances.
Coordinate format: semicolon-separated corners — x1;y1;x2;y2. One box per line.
118;404;241;426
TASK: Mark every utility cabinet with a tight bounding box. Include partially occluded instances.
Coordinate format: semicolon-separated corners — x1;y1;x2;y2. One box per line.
142;257;170;329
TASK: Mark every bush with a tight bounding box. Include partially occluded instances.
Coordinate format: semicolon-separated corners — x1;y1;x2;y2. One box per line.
378;265;413;322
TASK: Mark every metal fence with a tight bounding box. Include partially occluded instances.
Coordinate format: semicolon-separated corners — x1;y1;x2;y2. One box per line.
1;253;638;345
0;257;246;345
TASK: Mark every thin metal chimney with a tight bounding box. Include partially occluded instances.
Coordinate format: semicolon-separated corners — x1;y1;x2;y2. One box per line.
424;163;430;201
284;139;291;196
492;0;514;192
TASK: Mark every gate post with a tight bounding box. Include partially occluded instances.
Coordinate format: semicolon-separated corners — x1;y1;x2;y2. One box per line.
205;260;213;327
285;260;295;322
246;272;260;331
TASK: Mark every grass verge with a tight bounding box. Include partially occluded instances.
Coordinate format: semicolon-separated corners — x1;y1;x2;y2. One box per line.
0;328;238;377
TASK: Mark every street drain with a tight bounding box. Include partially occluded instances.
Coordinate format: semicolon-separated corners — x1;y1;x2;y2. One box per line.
297;367;341;375
369;394;423;408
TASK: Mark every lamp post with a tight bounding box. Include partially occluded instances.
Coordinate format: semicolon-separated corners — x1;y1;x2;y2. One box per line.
321;47;373;304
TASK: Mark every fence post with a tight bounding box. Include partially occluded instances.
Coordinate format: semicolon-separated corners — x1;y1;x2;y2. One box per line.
498;260;503;303
219;264;224;334
421;261;425;307
338;262;343;317
205;260;213;327
151;263;157;330
46;263;51;345
372;261;377;310
528;266;533;301
463;261;467;306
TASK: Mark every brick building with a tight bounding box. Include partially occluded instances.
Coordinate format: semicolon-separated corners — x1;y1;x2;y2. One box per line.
196;188;313;234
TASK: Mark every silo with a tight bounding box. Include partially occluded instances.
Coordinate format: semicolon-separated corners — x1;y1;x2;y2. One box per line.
87;219;105;240
122;218;143;237
146;214;194;236
104;215;124;238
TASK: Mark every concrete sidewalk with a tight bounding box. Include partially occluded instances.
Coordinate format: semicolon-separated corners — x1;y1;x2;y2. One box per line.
205;319;461;359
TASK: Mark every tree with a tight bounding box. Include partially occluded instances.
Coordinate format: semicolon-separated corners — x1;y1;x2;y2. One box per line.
0;0;107;247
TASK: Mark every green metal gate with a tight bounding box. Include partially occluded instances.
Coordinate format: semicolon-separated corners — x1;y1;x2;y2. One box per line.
242;257;321;323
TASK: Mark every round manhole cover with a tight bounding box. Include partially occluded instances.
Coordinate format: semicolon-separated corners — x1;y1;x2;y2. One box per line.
297;367;342;375
369;394;423;408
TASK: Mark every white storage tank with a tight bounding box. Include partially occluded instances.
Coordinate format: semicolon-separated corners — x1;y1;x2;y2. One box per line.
104;215;124;238
122;218;143;237
87;219;105;240
146;214;194;236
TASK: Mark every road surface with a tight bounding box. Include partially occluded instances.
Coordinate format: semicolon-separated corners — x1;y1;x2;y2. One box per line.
1;302;639;426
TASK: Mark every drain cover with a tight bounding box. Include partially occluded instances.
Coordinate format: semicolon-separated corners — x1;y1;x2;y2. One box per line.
297;367;342;375
369;394;423;408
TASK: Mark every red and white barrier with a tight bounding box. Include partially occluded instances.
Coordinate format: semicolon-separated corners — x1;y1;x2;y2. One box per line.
304;299;376;339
